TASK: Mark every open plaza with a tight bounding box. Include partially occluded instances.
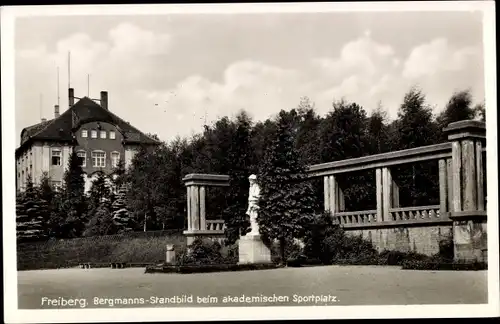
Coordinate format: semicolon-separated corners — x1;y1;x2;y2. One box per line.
18;265;487;309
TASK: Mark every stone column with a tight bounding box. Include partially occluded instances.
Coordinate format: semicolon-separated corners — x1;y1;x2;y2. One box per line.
328;175;336;215
186;186;192;231
199;186;206;231
376;168;383;222
382;167;393;222
323;176;330;212
444;120;487;262
438;159;449;217
191;186;200;230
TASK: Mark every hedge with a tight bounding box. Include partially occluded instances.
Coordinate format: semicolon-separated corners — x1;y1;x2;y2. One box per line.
17;230;186;270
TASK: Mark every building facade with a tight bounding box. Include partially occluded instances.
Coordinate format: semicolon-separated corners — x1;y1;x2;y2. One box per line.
15;88;159;192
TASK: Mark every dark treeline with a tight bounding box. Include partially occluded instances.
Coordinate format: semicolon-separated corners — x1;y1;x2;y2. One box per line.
16;87;484;243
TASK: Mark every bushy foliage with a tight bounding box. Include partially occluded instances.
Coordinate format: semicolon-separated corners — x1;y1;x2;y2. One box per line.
175;238;233;266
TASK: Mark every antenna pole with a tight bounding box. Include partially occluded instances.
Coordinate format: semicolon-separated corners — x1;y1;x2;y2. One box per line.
39;94;43;120
57;66;60;106
68;52;71;89
87;74;90;97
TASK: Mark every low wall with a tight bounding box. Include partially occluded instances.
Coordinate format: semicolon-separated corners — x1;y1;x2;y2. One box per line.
345;224;453;256
17;230;187;271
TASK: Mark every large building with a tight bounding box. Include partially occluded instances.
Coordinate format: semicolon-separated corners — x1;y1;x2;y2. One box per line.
15;88;160;192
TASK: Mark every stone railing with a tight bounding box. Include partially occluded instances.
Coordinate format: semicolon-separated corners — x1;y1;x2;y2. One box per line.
389;205;442;222
307;120;487;261
335;210;378;226
206;220;225;232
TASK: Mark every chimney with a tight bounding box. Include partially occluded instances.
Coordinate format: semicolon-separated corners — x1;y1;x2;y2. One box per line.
54;104;60;118
41;118;47;123
69;88;75;107
100;91;108;110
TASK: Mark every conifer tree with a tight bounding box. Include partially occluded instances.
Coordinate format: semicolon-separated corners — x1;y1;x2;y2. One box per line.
257;110;318;263
16;191;29;242
222;111;254;244
60;151;87;237
112;184;132;233
16;176;46;241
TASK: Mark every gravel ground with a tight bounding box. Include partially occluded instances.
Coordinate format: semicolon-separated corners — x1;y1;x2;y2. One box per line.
17;265;488;309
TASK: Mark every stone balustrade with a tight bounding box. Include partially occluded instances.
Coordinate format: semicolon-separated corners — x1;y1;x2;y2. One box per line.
307;120;487;261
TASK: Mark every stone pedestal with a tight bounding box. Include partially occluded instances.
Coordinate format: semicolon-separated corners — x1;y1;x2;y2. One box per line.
165;244;175;264
238;234;271;264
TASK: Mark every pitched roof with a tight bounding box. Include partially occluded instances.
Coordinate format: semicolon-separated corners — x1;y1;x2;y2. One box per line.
18;96;160;152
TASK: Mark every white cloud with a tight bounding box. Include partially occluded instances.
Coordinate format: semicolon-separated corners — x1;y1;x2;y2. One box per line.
16;27;484;146
403;38;481;79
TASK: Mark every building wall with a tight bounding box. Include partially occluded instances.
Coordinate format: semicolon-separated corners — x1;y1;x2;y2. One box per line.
75;121;125;177
345;224;453;256
16;122;150;192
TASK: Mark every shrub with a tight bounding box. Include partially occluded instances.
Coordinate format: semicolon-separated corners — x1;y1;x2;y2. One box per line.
175;238;237;266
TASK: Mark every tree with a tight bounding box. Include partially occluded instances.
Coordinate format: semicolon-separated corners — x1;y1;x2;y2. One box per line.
111;158;127;192
112;184;132;233
436;90;476;141
257;110;318;263
82;204;115;237
59;151;87;238
83;172;113;235
367;102;390;154
16;176;46;242
474;102;485;122
319;99;374;210
295;97;322;165
393;87;440;206
221;111;254;244
38;172;55;237
16;191;29;242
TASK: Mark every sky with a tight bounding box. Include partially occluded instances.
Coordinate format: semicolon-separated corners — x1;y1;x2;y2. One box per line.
14;9;485;147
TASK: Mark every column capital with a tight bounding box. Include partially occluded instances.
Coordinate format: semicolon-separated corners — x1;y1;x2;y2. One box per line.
444;120;486;141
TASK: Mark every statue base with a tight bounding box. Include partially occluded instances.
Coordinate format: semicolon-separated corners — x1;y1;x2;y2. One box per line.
238;234;272;264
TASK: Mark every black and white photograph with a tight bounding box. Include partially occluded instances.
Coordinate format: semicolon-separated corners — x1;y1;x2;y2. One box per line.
2;2;498;323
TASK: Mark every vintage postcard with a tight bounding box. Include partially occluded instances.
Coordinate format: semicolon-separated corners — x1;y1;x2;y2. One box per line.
2;2;498;323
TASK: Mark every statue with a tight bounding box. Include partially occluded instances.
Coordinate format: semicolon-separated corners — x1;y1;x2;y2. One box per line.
246;174;260;236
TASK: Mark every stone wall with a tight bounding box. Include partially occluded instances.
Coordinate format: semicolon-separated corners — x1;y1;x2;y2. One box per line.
345;224;453;256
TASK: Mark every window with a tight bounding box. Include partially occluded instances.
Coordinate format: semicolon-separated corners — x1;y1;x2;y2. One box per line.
92;151;106;168
77;151;86;167
100;130;107;139
91;130;97;138
51;149;61;166
82;129;88;138
111;152;120;168
109;131;116;139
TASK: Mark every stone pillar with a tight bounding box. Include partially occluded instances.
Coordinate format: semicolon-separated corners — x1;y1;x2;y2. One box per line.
200;186;206;231
323;176;330;212
328;175;336;214
438;159;449;217
376;168;383;222
165;244;176;264
191;186;200;230
444;120;487;262
186;186;192;230
382;167;393;221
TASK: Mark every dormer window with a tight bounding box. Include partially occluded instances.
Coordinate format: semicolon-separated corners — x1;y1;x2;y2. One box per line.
100;130;107;139
82;129;88;138
91;130;97;139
